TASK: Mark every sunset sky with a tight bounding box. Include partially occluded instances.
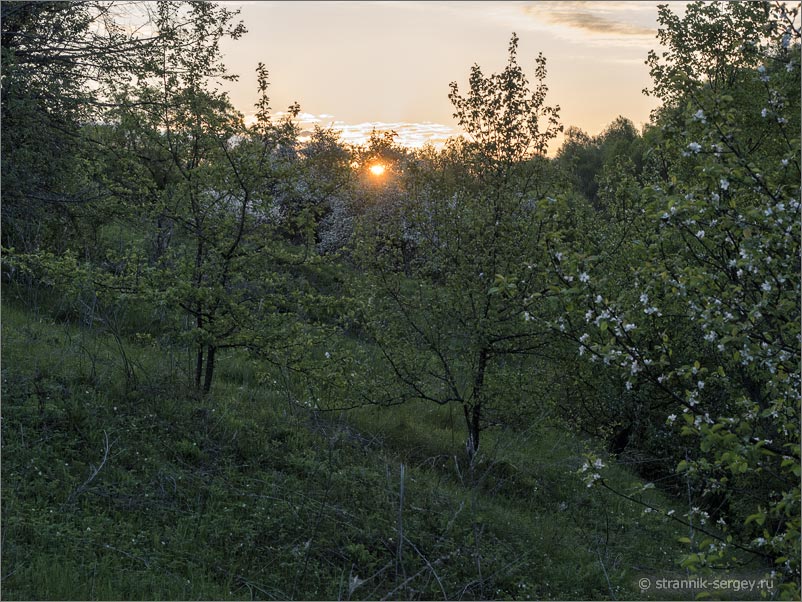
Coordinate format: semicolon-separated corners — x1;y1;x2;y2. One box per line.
219;1;687;150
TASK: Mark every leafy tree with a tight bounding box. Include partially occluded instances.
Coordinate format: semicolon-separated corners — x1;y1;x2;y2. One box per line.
355;34;563;457
1;2;114;253
556;2;800;593
0;2;245;254
109;48;308;391
297;126;354;251
555;116;645;208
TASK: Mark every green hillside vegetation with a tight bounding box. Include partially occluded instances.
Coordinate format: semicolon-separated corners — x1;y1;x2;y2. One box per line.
3;300;687;600
2;1;799;600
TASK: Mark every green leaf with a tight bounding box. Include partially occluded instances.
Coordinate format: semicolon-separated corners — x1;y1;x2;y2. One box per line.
745;513;766;526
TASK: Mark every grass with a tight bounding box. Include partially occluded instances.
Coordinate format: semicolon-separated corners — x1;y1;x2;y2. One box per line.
1;300;695;600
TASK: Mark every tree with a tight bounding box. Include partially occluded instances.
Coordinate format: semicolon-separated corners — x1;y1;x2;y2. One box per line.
1;2;109;253
355;34;563;458
556;2;800;593
0;2;245;254
108;40;311;392
555;116;645;208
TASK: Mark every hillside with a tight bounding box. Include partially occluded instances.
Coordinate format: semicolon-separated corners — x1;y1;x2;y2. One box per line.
2;2;799;600
2;300;690;600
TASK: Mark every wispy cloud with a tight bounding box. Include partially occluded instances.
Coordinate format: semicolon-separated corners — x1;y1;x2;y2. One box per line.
377;1;668;48
261;112;459;148
525;1;654;36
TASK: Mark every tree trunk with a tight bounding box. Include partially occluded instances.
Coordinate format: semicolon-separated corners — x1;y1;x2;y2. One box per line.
464;348;488;460
194;308;204;390
463;403;482;461
202;344;216;394
195;344;204;390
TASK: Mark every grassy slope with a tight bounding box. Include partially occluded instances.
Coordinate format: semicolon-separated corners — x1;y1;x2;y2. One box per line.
1;301;690;600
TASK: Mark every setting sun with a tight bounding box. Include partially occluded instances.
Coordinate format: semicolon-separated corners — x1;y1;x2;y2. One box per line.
369;163;386;176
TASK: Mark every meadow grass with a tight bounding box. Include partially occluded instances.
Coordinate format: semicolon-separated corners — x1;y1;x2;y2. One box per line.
2;300;690;600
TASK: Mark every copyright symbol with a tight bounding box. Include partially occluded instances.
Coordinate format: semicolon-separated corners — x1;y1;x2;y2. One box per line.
639;578;651;590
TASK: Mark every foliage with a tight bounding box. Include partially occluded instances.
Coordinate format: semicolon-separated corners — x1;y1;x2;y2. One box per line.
3;2;801;599
555;117;646;208
1;302;687;601
553;2;800;595
353;34;564;457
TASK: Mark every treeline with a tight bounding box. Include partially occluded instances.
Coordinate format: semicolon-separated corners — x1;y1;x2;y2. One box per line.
2;1;799;596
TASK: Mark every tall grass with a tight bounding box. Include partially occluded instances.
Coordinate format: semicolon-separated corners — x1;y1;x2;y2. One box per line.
2;300;689;600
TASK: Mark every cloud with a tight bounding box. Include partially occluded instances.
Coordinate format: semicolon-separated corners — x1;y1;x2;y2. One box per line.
249;112;459;148
320;119;458;148
524;1;656;38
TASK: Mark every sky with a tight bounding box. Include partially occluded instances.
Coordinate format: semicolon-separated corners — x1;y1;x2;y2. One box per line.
218;1;686;151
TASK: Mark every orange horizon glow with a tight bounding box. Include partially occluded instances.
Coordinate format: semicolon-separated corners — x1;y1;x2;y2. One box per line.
369;164;386;176
221;2;669;155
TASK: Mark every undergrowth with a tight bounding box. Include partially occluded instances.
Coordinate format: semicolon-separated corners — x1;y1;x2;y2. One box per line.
2;302;691;600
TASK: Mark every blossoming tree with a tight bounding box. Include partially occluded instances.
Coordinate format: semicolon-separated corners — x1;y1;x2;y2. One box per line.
554;1;799;594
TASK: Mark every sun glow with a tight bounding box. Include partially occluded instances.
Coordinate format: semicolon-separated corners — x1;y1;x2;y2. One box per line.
369;163;386;176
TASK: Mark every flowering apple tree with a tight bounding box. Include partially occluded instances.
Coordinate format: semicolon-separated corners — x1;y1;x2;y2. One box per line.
553;2;799;595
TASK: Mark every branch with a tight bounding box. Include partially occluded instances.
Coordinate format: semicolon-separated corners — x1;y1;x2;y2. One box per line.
597;480;774;561
65;430;113;505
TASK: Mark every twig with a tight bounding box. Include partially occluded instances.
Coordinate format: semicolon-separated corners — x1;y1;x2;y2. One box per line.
396;462;405;583
403;535;448;601
380;552;453;601
293;441;335;598
65;430;112;505
596;546;617;600
598;480;773;559
101;542;151;568
442;500;465;536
